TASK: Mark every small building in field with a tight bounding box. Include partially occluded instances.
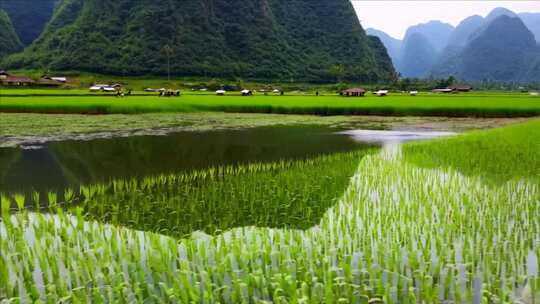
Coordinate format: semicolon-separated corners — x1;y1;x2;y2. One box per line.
1;75;35;86
432;88;454;93
89;84;117;92
375;90;389;96
341;88;366;97
449;85;473;92
37;78;62;87
51;77;67;83
0;70;10;79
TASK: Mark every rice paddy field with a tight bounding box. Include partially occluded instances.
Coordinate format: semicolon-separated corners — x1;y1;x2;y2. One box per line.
1;112;539;303
1;91;540;117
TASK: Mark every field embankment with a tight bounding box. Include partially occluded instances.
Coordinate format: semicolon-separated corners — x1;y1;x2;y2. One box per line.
1;93;540;117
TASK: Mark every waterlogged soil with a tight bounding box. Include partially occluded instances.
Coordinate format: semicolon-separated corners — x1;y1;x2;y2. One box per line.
0;112;531;148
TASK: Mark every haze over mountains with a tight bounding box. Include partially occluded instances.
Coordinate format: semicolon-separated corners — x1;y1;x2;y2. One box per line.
0;0;394;82
368;7;540;82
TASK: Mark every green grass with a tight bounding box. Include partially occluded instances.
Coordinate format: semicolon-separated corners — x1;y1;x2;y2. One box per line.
404;118;540;185
1;93;540;117
0;120;539;302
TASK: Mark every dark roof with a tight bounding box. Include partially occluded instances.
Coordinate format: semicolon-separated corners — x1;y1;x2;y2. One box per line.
449;85;473;90
0;70;10;76
2;76;35;83
342;88;366;93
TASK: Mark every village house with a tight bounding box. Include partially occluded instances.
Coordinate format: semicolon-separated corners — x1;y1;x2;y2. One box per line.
341;88;366;97
36;78;62;87
241;89;253;96
375;90;389;96
449;85;473;92
0;70;9;79
432;88;454;93
1;74;35;86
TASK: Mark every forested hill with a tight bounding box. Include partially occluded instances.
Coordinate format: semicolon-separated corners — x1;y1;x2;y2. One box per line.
2;0;395;82
0;10;22;58
0;0;57;46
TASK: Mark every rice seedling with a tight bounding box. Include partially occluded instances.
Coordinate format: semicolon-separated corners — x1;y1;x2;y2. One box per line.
404;118;540;186
0;120;539;302
1;150;374;237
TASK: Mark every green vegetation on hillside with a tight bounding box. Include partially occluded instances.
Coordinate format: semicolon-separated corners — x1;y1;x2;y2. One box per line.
2;0;395;82
0;10;22;58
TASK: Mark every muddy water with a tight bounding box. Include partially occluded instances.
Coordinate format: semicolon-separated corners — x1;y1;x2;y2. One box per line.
0;126;375;194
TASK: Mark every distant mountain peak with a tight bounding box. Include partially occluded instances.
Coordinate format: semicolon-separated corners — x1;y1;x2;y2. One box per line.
459;14;538;82
403;20;454;53
447;15;484;47
485;7;518;24
366;28;403;67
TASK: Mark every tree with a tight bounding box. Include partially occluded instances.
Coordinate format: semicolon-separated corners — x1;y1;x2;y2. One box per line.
160;44;173;81
329;64;345;82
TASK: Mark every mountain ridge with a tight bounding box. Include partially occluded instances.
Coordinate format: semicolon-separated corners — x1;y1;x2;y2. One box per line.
370;7;540;82
2;0;395;82
0;9;22;58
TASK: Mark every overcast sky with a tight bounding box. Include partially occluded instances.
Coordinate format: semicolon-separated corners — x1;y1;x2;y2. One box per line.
353;1;540;39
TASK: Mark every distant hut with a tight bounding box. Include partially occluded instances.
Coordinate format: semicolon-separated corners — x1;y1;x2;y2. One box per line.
449;85;473;92
51;77;67;83
432;88;453;93
0;70;10;79
341;88;366;97
1;75;35;86
37;78;62;87
375;90;389;97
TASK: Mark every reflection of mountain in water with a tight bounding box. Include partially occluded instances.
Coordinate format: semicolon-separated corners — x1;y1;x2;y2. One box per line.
0;126;370;193
0;147;68;193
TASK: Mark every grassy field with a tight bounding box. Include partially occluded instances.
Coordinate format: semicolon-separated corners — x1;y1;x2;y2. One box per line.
1;92;540;117
404;118;540;185
1;119;539;302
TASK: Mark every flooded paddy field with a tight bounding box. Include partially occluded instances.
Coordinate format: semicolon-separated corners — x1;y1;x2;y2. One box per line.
1;112;538;302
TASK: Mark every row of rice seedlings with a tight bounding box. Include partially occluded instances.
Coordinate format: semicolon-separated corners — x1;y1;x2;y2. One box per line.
1;145;538;302
1;150;372;238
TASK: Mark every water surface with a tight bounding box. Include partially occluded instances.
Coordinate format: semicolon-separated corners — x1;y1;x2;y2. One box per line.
0;126;372;194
